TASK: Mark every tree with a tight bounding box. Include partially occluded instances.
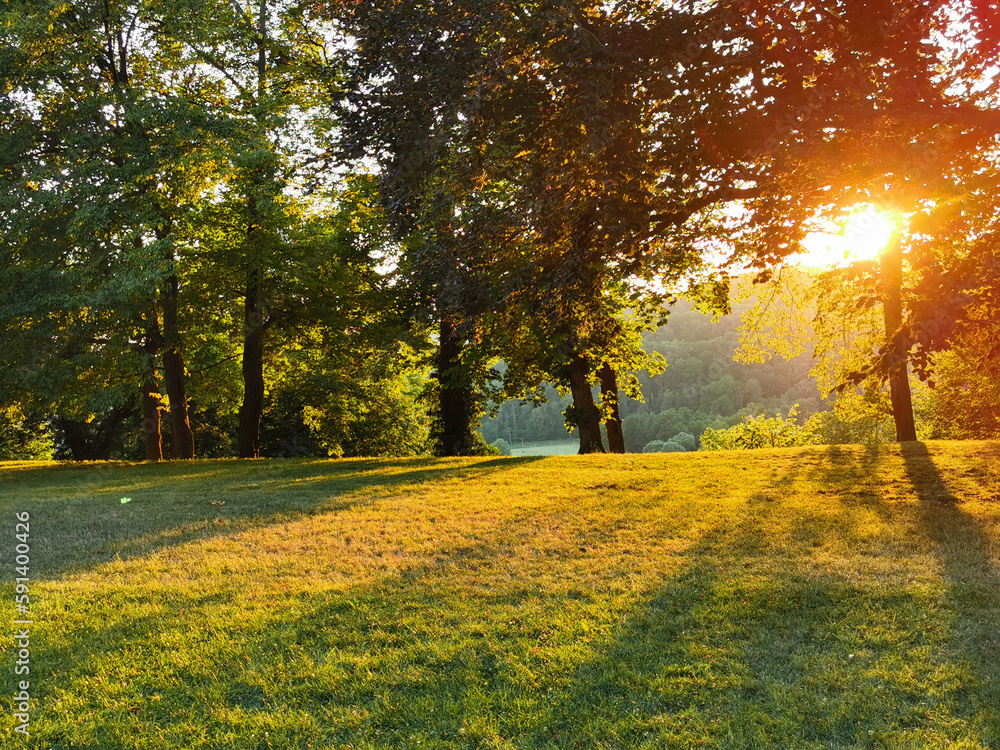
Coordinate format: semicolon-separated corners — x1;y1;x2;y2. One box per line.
327;0;513;455
879;228;917;441
150;0;345;458
254;178;435;458
334;0;792;453
728;0;1000;429
0;0;221;459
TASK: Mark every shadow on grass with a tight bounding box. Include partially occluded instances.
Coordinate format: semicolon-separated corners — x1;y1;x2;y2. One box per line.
901;442;1000;740
0;456;543;582
505;444;1000;747
13;446;1000;748
506;486;975;747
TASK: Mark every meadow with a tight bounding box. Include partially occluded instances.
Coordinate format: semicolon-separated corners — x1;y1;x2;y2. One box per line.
1;442;998;749
509;441;580;456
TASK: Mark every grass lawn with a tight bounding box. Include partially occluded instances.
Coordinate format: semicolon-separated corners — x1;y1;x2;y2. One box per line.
509;440;579;456
1;442;999;749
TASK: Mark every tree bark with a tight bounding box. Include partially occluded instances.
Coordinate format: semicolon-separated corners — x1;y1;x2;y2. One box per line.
161;271;195;459
881;234;917;442
598;363;626;453
437;317;475;456
141;330;163;462
238;263;265;458
142;387;163;462
567;354;606;454
237;1;270;460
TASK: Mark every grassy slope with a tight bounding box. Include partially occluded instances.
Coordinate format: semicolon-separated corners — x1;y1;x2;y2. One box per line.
1;442;999;749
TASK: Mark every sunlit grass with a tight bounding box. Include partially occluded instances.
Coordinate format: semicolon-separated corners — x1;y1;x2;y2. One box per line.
1;443;998;748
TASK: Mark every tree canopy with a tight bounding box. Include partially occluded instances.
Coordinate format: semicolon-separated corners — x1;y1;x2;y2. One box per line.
1;0;998;459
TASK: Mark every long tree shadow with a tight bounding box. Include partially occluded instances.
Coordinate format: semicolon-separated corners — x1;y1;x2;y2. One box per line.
0;456;543;582
508;444;1000;747
8;459;716;748
513;499;974;746
901;442;1000;738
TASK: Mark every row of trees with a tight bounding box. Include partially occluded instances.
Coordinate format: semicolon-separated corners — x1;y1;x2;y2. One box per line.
1;0;998;459
1;1;430;460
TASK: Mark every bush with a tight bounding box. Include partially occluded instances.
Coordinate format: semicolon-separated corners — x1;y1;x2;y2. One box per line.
669;432;697;451
805;388;894;446
492;438;512;456
700;405;817;450
642;439;686;453
0;407;53;460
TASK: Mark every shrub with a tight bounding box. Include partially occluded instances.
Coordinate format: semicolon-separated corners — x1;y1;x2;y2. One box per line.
669;432;697;451
492;438;512;456
700;405;817;450
0;407;53;460
643;439;686;453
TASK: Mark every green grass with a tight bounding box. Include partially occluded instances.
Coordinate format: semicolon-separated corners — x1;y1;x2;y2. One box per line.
509;440;579;456
1;442;999;749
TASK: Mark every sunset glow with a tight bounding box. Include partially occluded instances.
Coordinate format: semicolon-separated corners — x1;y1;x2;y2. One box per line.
796;206;898;268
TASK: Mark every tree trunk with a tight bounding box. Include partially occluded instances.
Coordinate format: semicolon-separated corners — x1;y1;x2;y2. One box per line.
142;387;163;461
437;317;475;456
598;363;626;453
567;354;606;454
238;264;265;458
238;6;270;460
141;325;163;461
881;234;917;442
161;272;196;459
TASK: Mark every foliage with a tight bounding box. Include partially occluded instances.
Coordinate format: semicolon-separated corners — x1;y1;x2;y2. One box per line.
669;432;697;452
700;406;817;451
804;388;897;447
920;330;1000;439
730;0;1000;392
335;0;814;453
642;439;686;454
491;438;512;456
302;374;430;458
0;406;53;460
3;0;999;459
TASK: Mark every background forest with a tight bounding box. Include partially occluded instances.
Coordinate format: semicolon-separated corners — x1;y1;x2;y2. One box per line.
2;0;999;461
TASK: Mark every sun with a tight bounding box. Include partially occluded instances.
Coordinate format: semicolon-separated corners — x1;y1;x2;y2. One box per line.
795;206;898;269
843;207;896;259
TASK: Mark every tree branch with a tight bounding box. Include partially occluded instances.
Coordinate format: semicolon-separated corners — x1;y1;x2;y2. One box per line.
651;186;763;230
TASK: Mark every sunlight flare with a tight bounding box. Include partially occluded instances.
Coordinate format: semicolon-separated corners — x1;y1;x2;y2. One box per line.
796;206;899;269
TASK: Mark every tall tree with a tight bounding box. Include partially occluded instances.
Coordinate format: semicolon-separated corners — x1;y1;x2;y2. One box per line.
0;0;218;459
157;0;343;458
729;0;1000;428
335;0;780;453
